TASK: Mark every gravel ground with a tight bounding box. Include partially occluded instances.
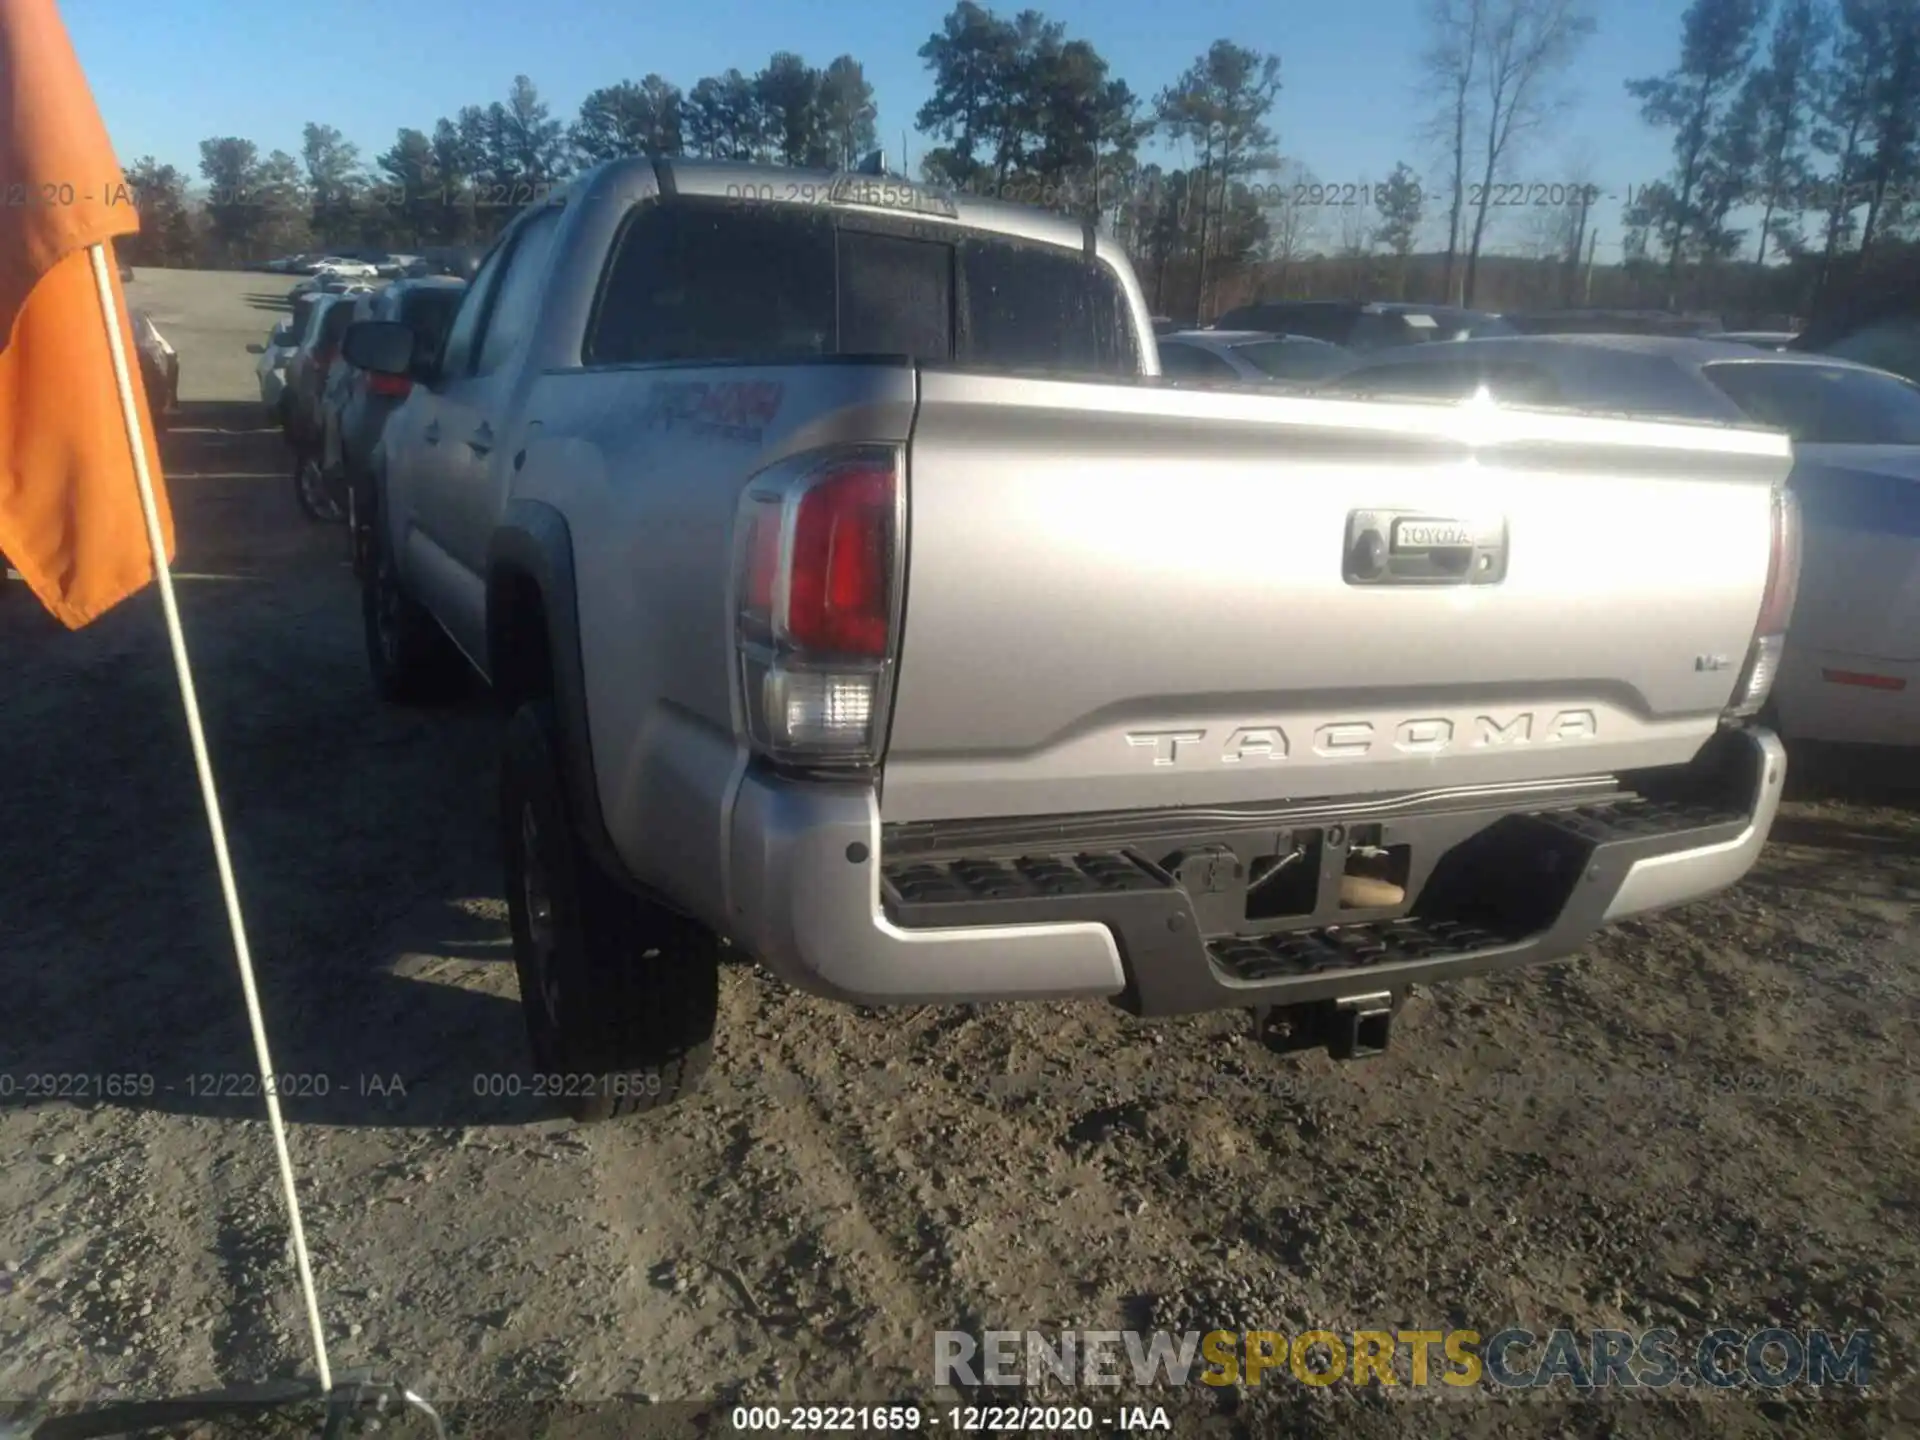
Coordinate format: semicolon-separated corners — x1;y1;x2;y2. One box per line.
0;270;1916;1439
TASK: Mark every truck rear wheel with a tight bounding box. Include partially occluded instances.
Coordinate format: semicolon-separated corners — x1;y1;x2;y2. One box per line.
501;700;719;1121
361;519;466;704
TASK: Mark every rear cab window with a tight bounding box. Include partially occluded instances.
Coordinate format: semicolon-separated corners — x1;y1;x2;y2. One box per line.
1326;358;1562;406
1221;305;1356;346
1157;341;1240;379
1233;339;1350;381
585;198;1139;377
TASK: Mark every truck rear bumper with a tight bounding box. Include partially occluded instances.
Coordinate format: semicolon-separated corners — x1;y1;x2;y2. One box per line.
727;774;1129;1006
727;728;1785;1015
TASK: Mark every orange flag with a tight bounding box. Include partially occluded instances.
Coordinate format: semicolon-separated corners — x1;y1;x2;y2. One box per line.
0;0;174;629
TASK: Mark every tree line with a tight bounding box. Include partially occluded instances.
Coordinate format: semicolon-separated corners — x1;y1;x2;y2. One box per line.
122;55;879;269
1623;0;1920;308
115;0;1920;324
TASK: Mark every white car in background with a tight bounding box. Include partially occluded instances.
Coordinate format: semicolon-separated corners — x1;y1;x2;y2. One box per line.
310;256;379;279
248;315;300;416
1321;335;1920;749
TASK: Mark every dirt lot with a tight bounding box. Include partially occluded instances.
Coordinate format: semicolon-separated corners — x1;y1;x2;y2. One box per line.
1;269;1916;1439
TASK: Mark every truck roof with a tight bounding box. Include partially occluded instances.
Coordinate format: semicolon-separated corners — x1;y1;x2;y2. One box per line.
562;156;1102;259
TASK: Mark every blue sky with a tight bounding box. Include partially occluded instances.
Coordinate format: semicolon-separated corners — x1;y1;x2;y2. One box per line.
66;0;1695;261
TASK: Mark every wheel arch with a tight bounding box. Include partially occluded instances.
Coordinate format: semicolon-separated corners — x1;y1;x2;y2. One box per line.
487;501;630;887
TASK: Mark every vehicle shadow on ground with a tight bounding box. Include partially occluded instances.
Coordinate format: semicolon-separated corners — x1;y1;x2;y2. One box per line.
0;406;573;1131
1766;813;1920;859
171;399;279;432
1783;739;1920;810
244;292;295;312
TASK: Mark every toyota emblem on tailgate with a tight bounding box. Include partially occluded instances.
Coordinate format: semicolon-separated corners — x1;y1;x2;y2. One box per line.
1393;517;1474;550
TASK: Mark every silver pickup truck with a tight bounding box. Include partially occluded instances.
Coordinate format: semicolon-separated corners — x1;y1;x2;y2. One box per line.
342;158;1799;1122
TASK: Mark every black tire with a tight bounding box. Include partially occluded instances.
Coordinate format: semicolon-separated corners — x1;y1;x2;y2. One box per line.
501;700;719;1121
292;443;342;522
360;514;466;704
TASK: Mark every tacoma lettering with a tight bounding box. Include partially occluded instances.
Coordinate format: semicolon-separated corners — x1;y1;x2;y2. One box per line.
1125;730;1206;766
1125;711;1600;765
1221;727;1289;762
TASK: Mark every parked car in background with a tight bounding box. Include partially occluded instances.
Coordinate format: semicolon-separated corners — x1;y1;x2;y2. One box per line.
129;308;178;430
320;277;467;561
1794;302;1920;387
1156;329;1354;384
312;256;380;279
1707;331;1798;350
284;293;364;519
308;291;381;524
1503;309;1721;338
1320;334;1920;749
249;316;299;417
1210;300;1516;350
402;246;484;280
292;271;383;299
346;159;1793;1120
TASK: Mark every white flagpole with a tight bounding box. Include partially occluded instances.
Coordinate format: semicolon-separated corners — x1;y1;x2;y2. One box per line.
84;241;334;1395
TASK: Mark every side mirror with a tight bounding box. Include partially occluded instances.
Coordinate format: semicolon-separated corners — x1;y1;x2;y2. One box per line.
342;319;416;377
246;342;265;354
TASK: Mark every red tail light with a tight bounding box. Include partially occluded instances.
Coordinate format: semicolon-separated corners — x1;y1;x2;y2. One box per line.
1822;669;1906;692
1727;486;1803;721
1754;486;1802;637
786;463;896;657
733;447;903;765
741;498;784;625
367;372;412;398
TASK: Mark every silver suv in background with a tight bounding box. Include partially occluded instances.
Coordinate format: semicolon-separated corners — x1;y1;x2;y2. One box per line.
249;316;299;418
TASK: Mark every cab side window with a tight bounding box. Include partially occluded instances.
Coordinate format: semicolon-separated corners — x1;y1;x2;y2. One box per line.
476;209;563;375
437;241;511;378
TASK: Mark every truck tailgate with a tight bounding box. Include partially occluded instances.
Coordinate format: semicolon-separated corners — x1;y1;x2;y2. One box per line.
881;371;1793;824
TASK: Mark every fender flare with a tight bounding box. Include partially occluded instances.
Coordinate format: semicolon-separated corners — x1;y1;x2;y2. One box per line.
485;500;631;886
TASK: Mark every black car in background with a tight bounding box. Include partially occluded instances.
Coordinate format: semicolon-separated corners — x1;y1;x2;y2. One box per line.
1210;299;1517;350
1793;290;1920;384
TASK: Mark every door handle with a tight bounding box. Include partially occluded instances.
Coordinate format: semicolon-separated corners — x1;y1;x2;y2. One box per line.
423;419;441;445
467;422;494;457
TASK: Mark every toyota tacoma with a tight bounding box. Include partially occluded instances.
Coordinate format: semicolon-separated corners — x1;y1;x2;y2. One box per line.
342;157;1800;1121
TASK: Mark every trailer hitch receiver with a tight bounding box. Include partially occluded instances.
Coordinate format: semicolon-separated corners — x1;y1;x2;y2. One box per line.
1253;991;1397;1060
1329;991;1394;1060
